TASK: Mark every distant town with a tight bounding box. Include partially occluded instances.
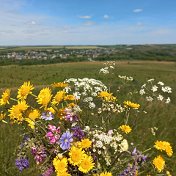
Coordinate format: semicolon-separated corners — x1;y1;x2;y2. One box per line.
0;44;176;65
0;46;118;61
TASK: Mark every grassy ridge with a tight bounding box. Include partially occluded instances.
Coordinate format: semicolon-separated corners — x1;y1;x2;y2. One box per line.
0;61;176;175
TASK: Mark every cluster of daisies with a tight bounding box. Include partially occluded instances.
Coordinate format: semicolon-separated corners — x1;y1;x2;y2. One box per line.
139;79;172;104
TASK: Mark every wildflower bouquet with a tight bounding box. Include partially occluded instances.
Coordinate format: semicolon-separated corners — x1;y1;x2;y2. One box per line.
0;62;174;176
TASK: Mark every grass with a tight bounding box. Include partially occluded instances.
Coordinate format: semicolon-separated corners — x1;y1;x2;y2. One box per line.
0;45;99;51
0;61;176;175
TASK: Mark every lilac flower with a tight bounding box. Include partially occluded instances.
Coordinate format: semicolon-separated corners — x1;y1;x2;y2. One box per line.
41;112;54;121
20;135;30;149
71;126;84;139
119;164;138;176
41;166;54;176
64;108;78;122
59;131;73;150
132;148;147;164
31;146;47;164
15;158;29;172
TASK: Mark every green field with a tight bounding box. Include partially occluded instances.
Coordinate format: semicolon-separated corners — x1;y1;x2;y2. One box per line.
0;61;176;175
0;45;99;51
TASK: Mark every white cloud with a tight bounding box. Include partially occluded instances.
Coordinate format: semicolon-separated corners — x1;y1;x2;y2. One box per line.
133;9;143;13
83;21;96;26
103;14;109;19
79;15;92;19
31;21;37;25
150;28;171;35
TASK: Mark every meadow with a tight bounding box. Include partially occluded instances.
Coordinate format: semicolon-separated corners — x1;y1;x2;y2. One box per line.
0;61;176;175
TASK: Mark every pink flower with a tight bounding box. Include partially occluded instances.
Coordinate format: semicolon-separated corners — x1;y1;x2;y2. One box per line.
46;125;60;144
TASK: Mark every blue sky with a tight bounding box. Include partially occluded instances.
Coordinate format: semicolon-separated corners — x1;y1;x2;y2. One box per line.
0;0;176;45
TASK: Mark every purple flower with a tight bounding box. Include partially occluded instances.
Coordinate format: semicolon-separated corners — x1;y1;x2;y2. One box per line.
15;158;29;172
41;112;54;121
119;164;138;176
42;166;54;176
132;148;147;164
59;131;73;150
31;146;47;164
71;126;84;139
64;108;78;122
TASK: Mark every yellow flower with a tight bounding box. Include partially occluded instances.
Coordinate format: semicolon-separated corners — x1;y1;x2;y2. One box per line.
78;154;94;173
57;108;65;119
25;118;35;129
154;141;173;157
123;101;140;109
153;155;165;173
52;91;65;105
17;101;29;111
67;103;76;108
28;109;40;121
47;107;56;114
0;89;10;106
119;125;132;134
98;91;116;102
0;112;5;121
8;101;28;122
100;172;113;176
51;82;68;88
56;171;71;176
17;81;34;100
64;95;75;101
53;156;68;173
79;138;92;149
37;88;52;108
68;146;85;166
9;105;22;122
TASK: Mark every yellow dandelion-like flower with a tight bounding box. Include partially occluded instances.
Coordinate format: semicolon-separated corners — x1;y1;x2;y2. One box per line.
17;101;29;111
64;95;75;101
0;89;10;106
153;155;165;173
0;112;6;121
67;103;76;108
56;171;71;176
37;88;52;108
123;101;140;109
25;118;35;129
8;101;28;122
52;91;65;105
9;105;22;121
68;146;85;166
119;125;132;134
57;108;65;119
78;154;94;173
47;107;56;114
51;82;68;88
28;109;40;121
154;141;173;157
98;91;116;102
79;138;92;149
17;81;34;100
53;156;68;173
100;172;113;176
